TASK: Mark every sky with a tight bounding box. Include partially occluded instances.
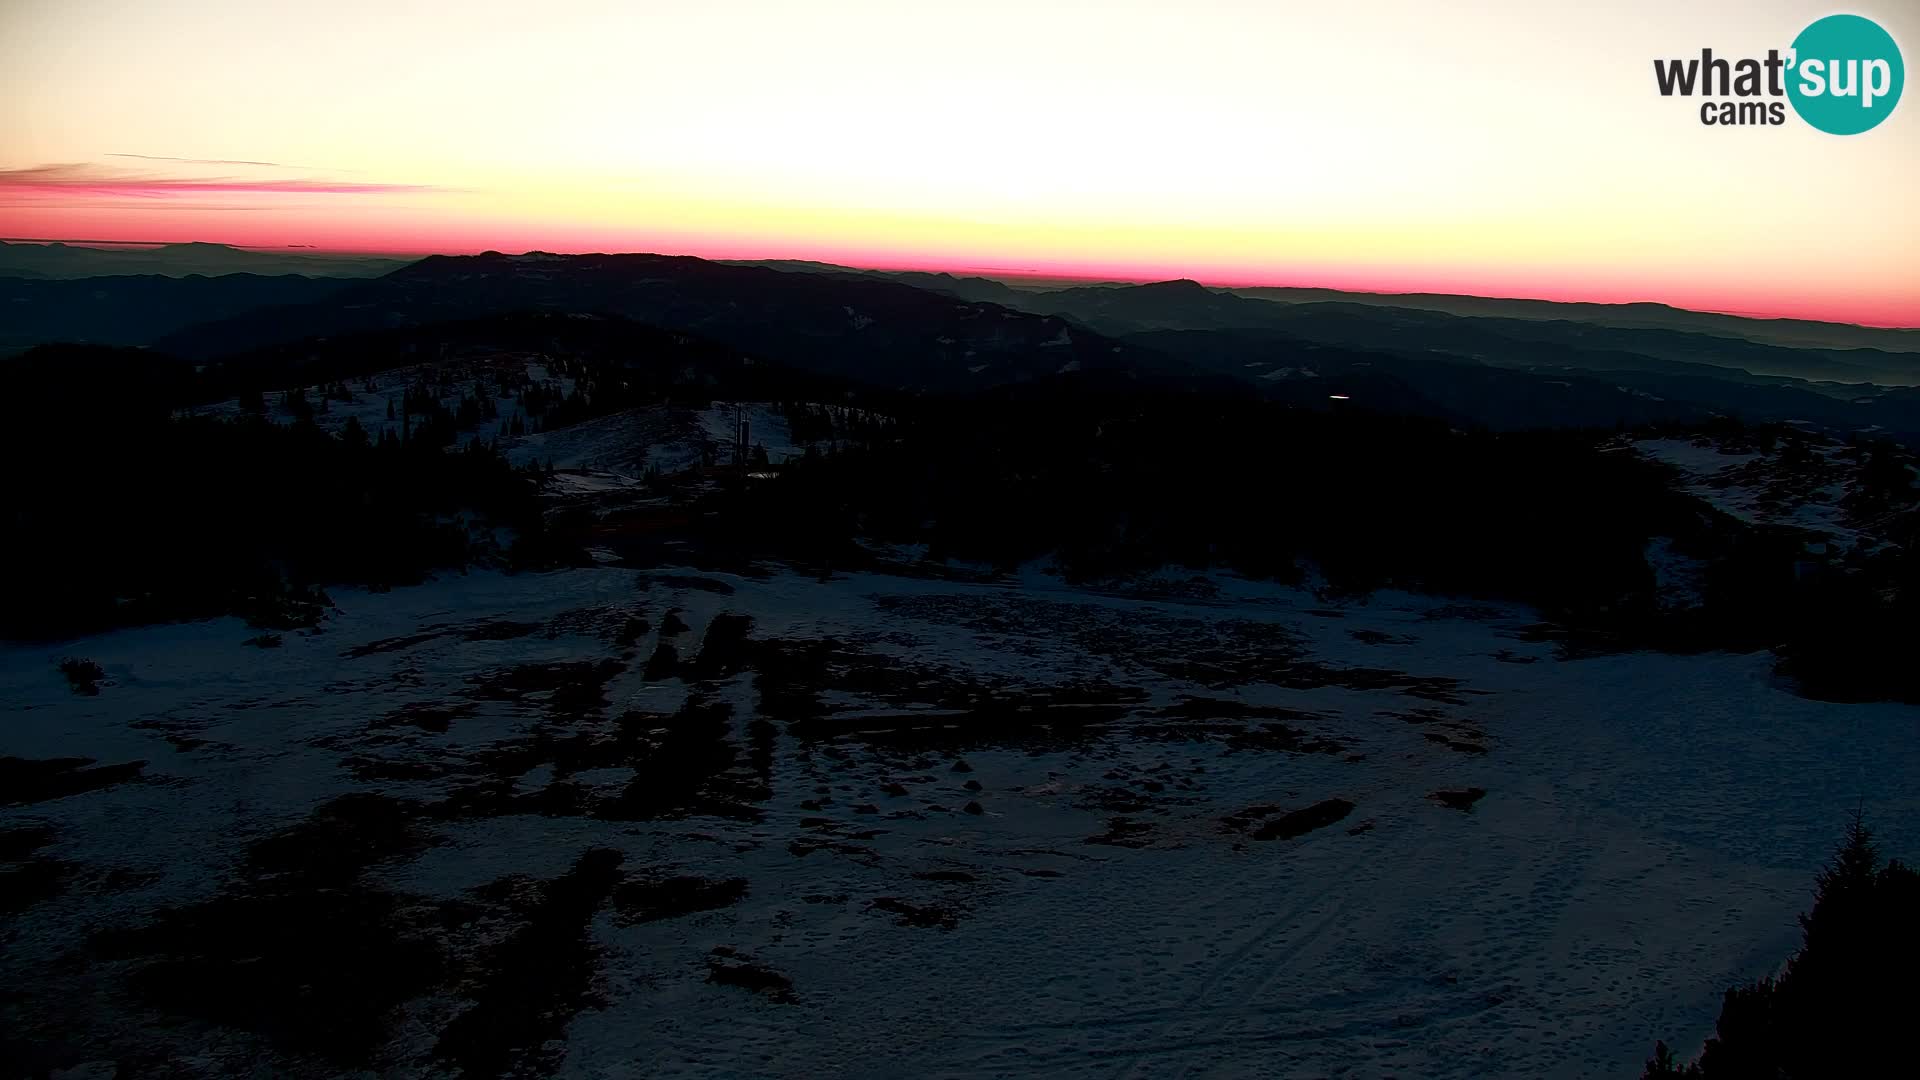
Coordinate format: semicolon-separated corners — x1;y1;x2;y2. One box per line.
1;0;1915;325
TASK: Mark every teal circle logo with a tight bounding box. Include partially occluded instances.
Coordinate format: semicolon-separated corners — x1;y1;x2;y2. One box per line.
1787;14;1904;134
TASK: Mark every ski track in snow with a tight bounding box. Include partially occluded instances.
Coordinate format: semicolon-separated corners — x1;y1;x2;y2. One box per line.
4;566;1917;1079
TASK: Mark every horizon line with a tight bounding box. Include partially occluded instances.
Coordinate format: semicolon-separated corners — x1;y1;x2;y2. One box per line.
4;236;1915;332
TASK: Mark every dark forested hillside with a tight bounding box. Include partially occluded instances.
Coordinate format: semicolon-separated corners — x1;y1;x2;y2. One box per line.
151;252;1175;391
0;273;354;351
1;317;855;639
4;344;548;639
1012;281;1920;386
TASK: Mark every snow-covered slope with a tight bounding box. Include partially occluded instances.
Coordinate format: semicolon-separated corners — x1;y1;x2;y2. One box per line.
6;566;1915;1078
506;402;805;477
195;357;577;445
1629;433;1915;552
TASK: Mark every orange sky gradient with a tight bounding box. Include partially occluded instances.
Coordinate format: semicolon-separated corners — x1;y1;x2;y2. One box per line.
2;1;1915;326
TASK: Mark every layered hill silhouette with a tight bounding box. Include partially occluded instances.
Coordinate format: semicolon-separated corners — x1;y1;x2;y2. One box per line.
1009;279;1920;386
1225;286;1920;353
0;240;409;280
0;273;354;351
153;252;1167;392
734;258;1920;353
8;247;1920;441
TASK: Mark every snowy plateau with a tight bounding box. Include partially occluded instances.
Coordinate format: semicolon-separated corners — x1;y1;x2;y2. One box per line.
4;400;1918;1080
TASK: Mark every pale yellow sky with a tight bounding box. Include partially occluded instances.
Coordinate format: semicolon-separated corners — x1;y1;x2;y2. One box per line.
0;0;1914;322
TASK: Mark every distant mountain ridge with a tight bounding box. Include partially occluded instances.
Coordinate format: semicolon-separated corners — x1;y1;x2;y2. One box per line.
720;259;1029;306
741;258;1919;354
13;247;1920;445
153;251;1171;392
0;240;410;280
1008;279;1920;387
0;273;355;351
1225;286;1920;353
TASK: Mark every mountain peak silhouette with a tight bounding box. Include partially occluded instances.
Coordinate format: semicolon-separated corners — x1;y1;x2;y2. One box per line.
1135;278;1212;294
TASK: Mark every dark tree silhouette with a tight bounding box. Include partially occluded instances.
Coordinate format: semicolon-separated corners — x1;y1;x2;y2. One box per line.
1644;815;1919;1078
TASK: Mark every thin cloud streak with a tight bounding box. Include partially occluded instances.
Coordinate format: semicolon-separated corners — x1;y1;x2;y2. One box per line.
107;153;312;169
0;163;447;202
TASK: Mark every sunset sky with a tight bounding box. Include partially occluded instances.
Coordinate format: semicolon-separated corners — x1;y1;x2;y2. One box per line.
1;0;1914;325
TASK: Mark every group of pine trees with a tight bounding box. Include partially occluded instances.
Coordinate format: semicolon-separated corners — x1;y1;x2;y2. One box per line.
2;344;569;640
779;400;892;447
1644;816;1917;1078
